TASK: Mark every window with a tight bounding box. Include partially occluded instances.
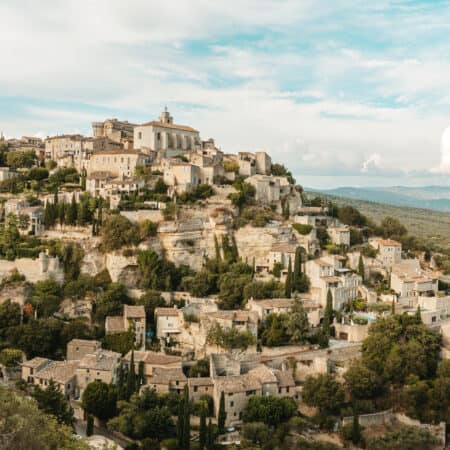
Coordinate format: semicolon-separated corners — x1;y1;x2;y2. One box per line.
194;386;198;392
228;393;233;397
230;401;234;407
286;387;290;393
138;132;142;139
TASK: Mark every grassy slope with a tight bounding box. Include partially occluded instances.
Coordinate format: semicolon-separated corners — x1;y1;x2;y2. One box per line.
306;191;450;250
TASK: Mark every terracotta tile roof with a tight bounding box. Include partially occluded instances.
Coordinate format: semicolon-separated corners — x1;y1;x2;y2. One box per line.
68;339;101;348
22;357;51;369
36;360;79;384
124;304;146;318
188;377;213;387
124;350;181;366
151;367;187;384
140;121;198;133
321;276;342;283
214;374;261;393
155;307;181;317
248;365;278;384
379;239;401;247
250;299;293;309
273;369;295;387
91;149;146;156
78;350;120;371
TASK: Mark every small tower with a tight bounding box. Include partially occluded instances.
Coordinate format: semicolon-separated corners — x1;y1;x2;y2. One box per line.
159;106;173;125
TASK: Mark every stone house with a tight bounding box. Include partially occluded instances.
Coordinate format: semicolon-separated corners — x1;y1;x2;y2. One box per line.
75;349;121;397
87;150;150;179
105;305;146;350
268;244;297;271
390;259;438;298
246;298;323;327
45;134;122;171
123;350;182;384
22;358;79;399
293;207;335;227
134;109;200;155
188;377;214;402
328;226;351;247
163;161;201;193
22;341;121;400
92;118;136;145
67;339;101;361
154;307;183;342
148;367;187;394
305;256;362;310
369;238;402;268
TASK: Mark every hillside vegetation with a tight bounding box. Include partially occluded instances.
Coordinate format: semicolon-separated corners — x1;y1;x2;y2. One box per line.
307;191;450;251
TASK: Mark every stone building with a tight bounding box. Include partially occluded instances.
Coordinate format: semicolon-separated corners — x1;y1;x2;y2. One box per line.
22;358;79;399
87;149;150;179
328;226;351;247
67;339;101;362
369;238;402;268
134;109;200;155
105;305;146;350
148;367;187;394
305;255;361;309
390;259;438;298
75;349;121;397
45;134;122;170
123;350;182;384
92;118;136;145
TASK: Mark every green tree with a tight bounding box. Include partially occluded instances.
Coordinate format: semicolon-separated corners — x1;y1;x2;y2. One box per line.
285;257;292;298
108;388;174;441
100;215;140;252
86;413;94;436
242;396;297;427
322;289;333;337
344;360;383;401
126;350;137;400
302;374;345;415
358;254;365;281
261;313;289;347
361;315;441;384
199;405;207;450
0;387;89;450
32;380;75;426
31;279;62;318
0;300;21;338
94;283;129;323
286;298;309;344
218;391;226;434
82;381;117;421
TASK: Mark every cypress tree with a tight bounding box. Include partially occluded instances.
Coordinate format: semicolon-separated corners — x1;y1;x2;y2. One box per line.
391;298;395;315
126;350;136;399
351;407;361;445
69;193;77;225
218;391;226;434
58;201;66;227
138;361;145;387
206;419;214;450
182;385;190;450
323;289;333;337
293;247;302;291
285;257;292;299
44;202;52;228
199;405;207;450
117;363;126;400
86;414;94;437
358;254;365;281
177;399;184;449
415;305;422;323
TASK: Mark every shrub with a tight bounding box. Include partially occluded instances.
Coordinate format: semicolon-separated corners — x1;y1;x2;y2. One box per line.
292;223;313;235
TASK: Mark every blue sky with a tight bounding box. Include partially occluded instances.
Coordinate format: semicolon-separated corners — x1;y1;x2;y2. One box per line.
1;0;450;188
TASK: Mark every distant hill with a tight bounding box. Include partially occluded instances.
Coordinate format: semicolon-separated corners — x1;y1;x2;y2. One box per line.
305;190;450;251
314;186;450;212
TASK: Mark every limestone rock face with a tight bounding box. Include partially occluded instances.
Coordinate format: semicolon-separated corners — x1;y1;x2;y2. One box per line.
234;224;297;264
105;253;138;286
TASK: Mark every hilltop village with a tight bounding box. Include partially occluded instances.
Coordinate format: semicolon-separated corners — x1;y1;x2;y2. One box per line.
0;110;449;450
